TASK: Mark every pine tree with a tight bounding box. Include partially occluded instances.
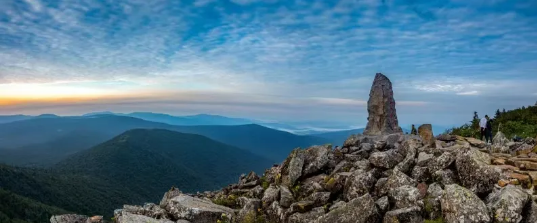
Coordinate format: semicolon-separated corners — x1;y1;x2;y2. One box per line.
495;109;501;119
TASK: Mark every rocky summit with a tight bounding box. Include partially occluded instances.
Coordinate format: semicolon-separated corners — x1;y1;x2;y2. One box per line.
363;73;403;136
49;74;537;223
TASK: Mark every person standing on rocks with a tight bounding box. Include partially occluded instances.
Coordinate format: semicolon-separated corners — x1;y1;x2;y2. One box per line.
411;124;417;135
485;117;493;144
480;115;488;141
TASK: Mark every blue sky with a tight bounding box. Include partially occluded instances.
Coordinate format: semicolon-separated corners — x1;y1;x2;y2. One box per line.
1;0;536;130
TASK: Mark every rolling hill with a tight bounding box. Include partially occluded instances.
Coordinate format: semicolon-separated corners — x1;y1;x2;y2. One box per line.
0;115;327;165
0;188;68;223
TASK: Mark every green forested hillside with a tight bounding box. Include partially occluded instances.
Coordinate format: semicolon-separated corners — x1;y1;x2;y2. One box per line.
447;104;537;138
0;188;68;223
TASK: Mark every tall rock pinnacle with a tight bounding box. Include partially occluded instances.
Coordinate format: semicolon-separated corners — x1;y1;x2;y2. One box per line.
363;73;403;136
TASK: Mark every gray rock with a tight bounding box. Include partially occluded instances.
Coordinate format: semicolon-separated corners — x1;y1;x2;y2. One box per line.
416;152;435;166
237;198;262;223
266;201;286;223
279;185;294;208
160;188;183;207
383;206;423;223
262;185;280;208
50;215;89;223
307;192;331;207
523;201;537;223
361;143;374;152
428;152;455;172
441;184;491;223
303;145;332;176
433;169;459;186
437;134;457;142
394;141;417;174
377;169;417;197
411;166;430;182
418;124;435;147
315;194;380;223
288;149;305;186
363;73;403;136
329;201;346;211
486;185;529;223
388;185;423;209
288;207;325;223
288;200;315;214
375;196;390;213
162;194;235;223
248;185;264;199
456;148;500;195
424;183;443;219
116;212;175;223
344;169;378;200
369;150;404;169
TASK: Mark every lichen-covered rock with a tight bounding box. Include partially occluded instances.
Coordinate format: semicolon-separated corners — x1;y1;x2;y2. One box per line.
424;183;443;220
394;142;416;174
266;201;286;222
160;187;183;207
433;169;459;186
163;194;235;223
437;134;457;142
279;186;294;208
344;169;378;200
388;185;423;209
418;124;435;147
116;212;175;223
467;137;487;148
50;214;89;223
363;73;403;136
417;152;435;166
429;152;455;172
307;192;331;207
286;149;306;186
376;196;389;213
315;194;379;223
262;185;280;208
237;198;262;223
383;206;423;223
523;201;537;223
456;148;500;195
303;145;332;176
441;184;491;223
288;207;325;223
486;185;529;223
411;166;431;182
288;200;315;214
369;150;404;169
377;169;417;197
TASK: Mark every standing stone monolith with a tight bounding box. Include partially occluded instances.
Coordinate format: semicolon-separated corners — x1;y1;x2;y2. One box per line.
363;73;403;136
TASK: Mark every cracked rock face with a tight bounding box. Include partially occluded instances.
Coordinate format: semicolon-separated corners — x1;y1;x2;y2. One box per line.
441;184;491;223
363;73;403;136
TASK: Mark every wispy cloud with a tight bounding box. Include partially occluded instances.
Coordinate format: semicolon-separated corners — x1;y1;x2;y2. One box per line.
1;0;536;125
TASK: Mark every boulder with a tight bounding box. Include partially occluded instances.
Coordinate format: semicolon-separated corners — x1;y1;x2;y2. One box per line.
286;149;305;186
428;152;455;172
50;215;89;223
467;137;486;148
493;131;509;151
162;194;235;223
262;185;280;208
486;185;530;223
437;134;457;142
363;73;403;136
307;192;331;207
418;124;435;147
119;203;168;220
288;207;325;223
433;169;459;186
377;169;417;197
394;141;417;174
288;200;315;214
344;169;378;200
441;184;491;223
266;201;286;223
279;185;294;208
456;148;500;194
237;198;262;223
411;166;431;182
315;194;380;223
383;206;423;223
376;196;390;213
424;183;443;220
523;201;537;223
369;150;404;169
116;212;175;223
416;152;435;166
303;145;332;176
160;187;183;207
388;185;423;209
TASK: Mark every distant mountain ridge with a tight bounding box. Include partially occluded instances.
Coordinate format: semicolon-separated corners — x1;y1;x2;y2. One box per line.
0;115;328;165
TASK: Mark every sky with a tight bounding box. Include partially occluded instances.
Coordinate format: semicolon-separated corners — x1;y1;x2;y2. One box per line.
1;0;537;129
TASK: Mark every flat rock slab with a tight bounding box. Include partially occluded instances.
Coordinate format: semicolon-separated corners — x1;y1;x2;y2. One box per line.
163;194;235;223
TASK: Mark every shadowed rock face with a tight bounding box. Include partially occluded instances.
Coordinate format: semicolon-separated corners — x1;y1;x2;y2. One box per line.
364;73;403;136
